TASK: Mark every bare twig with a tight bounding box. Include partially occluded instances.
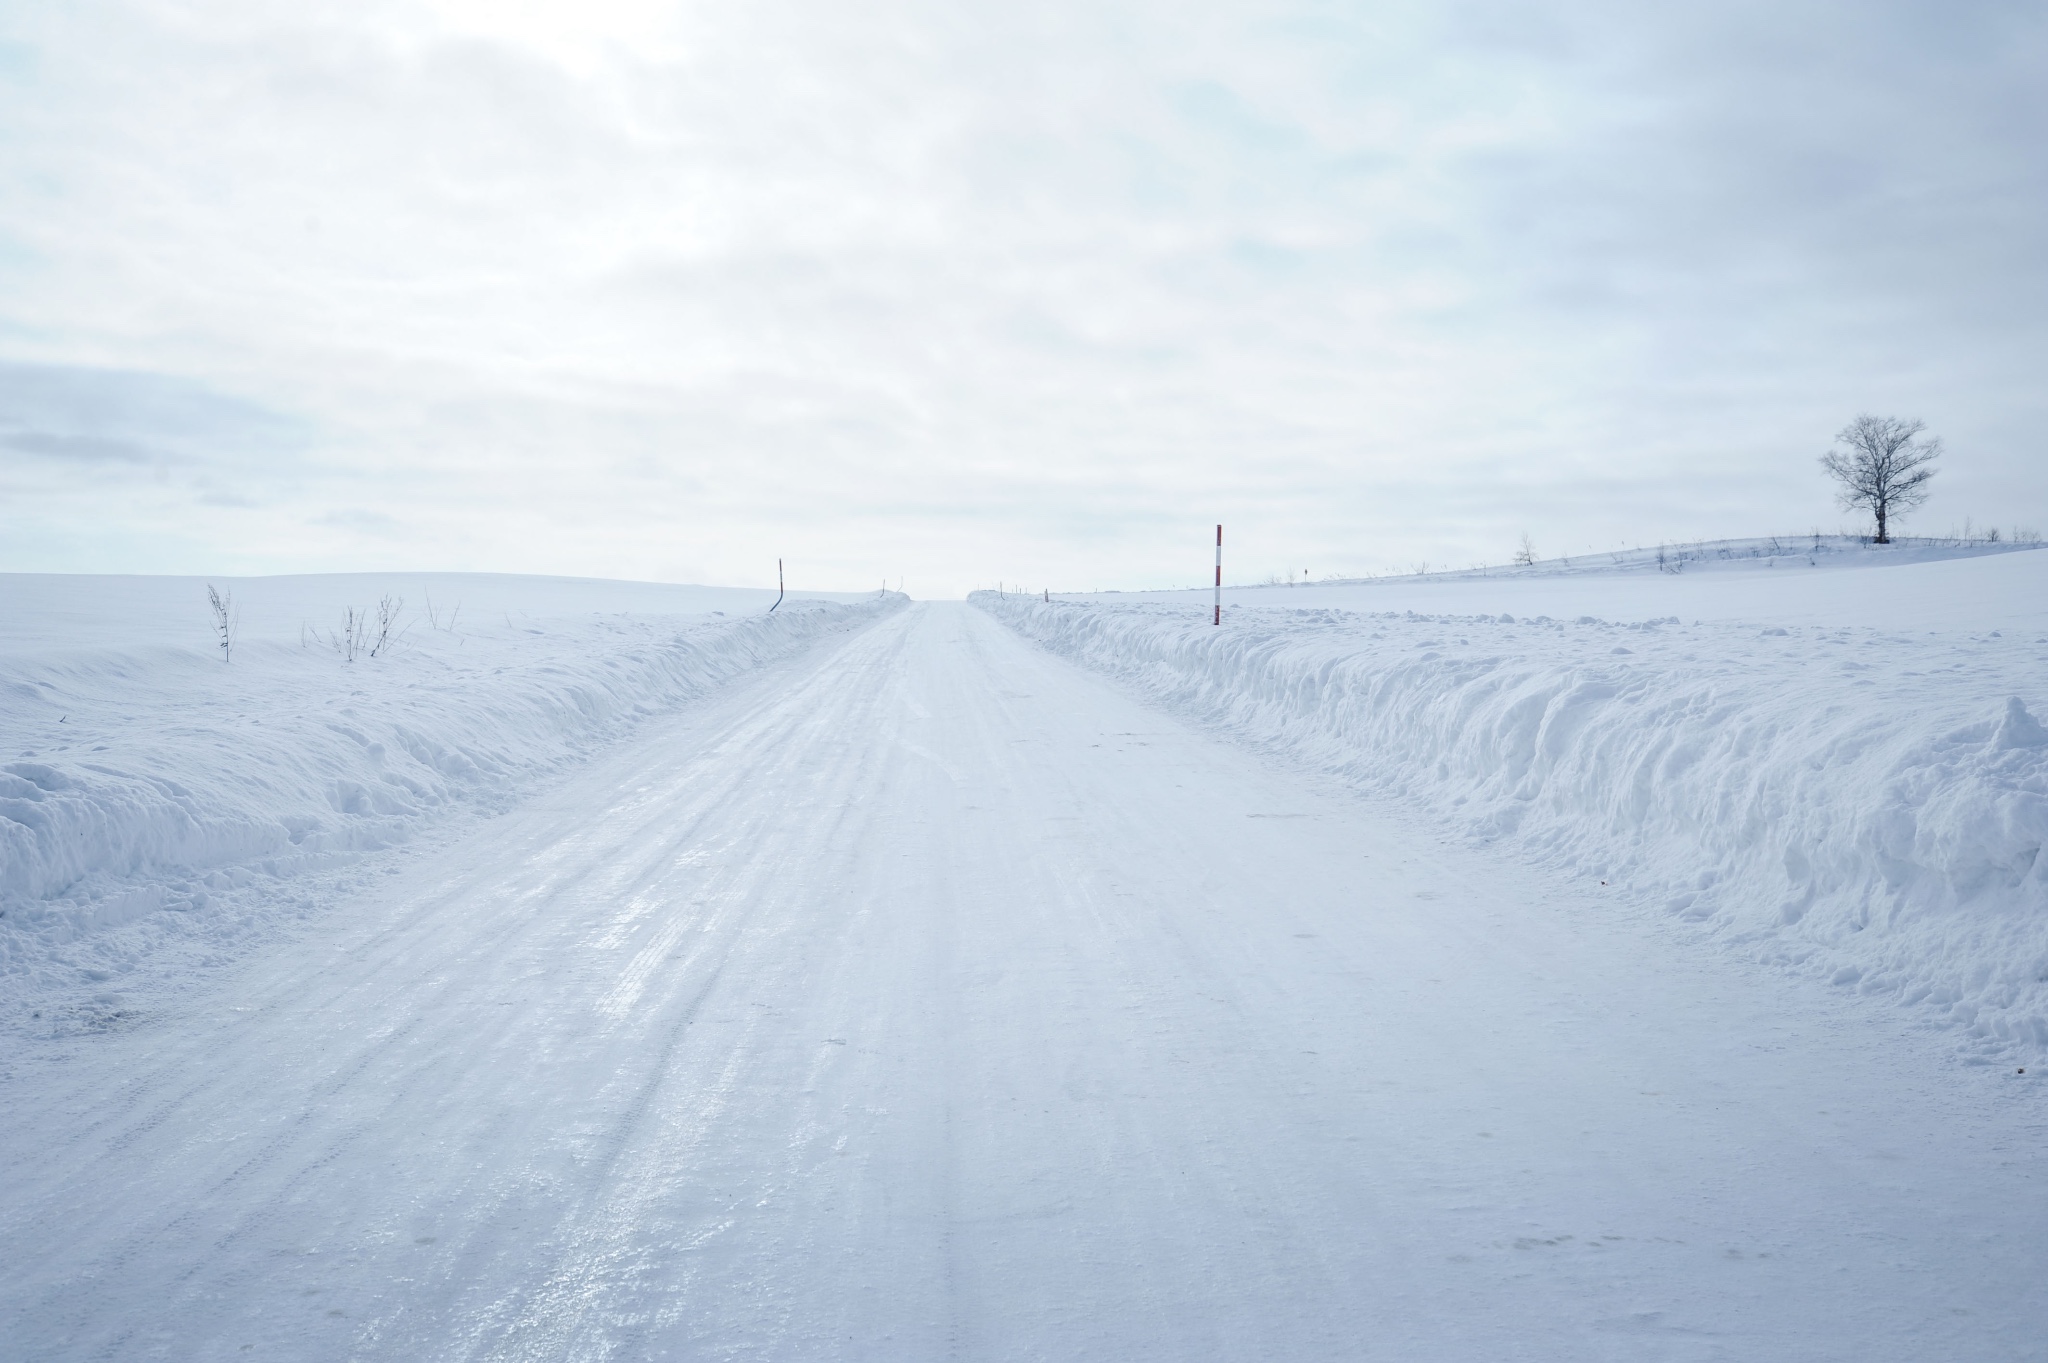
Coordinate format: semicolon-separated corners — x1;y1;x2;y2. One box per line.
424;591;462;633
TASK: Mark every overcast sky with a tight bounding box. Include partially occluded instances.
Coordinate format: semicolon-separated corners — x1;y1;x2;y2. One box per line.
2;0;2043;595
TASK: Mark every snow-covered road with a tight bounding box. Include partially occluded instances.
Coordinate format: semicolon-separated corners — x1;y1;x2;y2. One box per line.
4;603;2044;1361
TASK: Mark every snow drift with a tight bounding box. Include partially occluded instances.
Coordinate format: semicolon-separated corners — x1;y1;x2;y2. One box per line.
974;584;2048;1056
1;581;904;1015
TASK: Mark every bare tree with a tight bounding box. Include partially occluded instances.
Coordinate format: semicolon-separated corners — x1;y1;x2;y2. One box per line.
1513;533;1538;567
206;584;237;663
1820;415;1939;544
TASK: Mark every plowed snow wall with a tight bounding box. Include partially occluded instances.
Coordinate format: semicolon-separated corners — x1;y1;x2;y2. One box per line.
974;594;2048;1057
2;596;904;984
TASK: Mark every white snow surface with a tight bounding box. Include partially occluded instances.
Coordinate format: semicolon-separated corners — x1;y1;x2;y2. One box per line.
982;543;2048;1057
2;595;2045;1358
0;572;903;1026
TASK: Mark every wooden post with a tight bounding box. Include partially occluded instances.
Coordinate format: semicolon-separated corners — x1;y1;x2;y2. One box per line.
1214;524;1222;625
770;559;783;611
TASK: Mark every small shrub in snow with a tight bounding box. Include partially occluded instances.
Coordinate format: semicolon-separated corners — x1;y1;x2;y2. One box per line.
205;585;236;663
369;595;407;658
322;598;409;662
330;607;368;662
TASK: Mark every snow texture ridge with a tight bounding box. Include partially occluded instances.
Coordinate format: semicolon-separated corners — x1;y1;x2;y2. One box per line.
973;590;2048;1058
1;590;905;1020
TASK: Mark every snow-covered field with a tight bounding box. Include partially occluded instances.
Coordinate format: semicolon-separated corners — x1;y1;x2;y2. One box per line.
0;573;904;1030
978;540;2048;1058
1104;534;2048;633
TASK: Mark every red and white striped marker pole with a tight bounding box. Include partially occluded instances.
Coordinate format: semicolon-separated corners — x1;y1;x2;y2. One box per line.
1213;524;1222;625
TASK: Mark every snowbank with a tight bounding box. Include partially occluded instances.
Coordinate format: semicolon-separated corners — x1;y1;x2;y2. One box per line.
974;580;2048;1057
1;576;904;1019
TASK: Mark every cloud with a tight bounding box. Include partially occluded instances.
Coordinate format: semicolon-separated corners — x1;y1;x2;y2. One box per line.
312;508;405;536
3;431;152;464
0;0;2042;588
0;359;308;472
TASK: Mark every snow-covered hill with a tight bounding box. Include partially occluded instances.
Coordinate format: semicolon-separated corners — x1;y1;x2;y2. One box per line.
1101;535;2048;634
0;573;905;1027
1311;533;2035;587
976;543;2048;1058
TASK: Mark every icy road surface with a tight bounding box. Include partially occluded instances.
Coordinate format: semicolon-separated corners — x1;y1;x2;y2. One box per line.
4;604;2044;1361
